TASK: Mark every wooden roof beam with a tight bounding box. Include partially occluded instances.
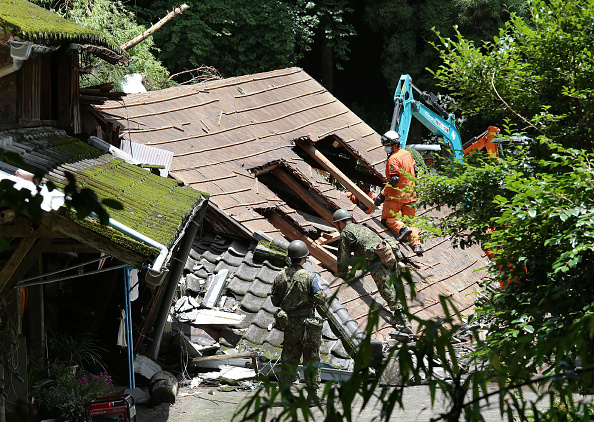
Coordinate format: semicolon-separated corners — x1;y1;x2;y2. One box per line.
265;210;337;272
270;167;334;223
0;238;52;297
295;138;378;212
0;216;68;238
45;212;146;268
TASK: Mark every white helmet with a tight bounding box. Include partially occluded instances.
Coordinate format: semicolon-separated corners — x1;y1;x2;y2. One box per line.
381;130;400;146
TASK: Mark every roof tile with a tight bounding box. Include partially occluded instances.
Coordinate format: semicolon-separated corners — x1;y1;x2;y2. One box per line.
227;276;252;298
239;291;267;313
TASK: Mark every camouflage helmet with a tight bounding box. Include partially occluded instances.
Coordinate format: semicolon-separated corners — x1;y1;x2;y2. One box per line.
287;239;309;259
380;130;400;146
332;209;352;223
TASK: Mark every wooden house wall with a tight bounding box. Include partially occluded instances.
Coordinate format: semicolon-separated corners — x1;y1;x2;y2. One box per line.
0;47;80;132
0;45;17;125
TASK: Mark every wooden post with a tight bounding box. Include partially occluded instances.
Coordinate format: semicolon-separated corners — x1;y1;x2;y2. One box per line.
0;238;36;296
295;138;378;212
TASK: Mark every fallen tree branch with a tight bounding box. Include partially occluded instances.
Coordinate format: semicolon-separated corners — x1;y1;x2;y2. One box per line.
120;3;190;51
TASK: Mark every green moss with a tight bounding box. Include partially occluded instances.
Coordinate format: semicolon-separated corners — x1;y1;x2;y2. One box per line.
65;157;205;248
253;241;288;266
0;0;124;54
69;212;160;258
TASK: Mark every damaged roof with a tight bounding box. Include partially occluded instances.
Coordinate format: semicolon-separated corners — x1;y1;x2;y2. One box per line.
0;0;130;64
93;67;384;238
0;127;206;265
92;68;492;340
183;233;377;370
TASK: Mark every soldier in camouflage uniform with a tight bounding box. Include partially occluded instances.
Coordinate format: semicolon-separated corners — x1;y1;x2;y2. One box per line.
271;240;327;405
332;209;413;333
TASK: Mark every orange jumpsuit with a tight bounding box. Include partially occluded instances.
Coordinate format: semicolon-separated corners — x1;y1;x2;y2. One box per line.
380;147;420;246
346;191;377;214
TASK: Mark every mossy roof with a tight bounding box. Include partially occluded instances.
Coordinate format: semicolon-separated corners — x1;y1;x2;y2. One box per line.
0;0;128;61
0;128;207;255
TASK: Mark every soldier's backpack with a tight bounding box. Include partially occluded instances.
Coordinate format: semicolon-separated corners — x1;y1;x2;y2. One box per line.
374;238;402;267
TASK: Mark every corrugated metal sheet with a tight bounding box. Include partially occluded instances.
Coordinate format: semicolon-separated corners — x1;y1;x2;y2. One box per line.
119;139;174;177
93;68;490;339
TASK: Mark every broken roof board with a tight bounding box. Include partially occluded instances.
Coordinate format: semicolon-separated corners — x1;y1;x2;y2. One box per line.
94;67;491;334
0;127;205;260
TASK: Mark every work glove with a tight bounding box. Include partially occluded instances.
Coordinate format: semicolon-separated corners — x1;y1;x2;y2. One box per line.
374;194;385;206
388;174;400;187
359;203;369;212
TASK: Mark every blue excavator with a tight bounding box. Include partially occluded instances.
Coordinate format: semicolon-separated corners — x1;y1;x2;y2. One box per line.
388;74;500;162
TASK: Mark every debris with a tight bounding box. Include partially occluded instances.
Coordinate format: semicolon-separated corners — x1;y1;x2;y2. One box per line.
174;296;201;313
218;365;256;383
202;269;230;308
180;333;220;358
199;365;256;385
183;309;245;326
149;371;178;404
172;320;218;345
134;354;162;380
191;350;258;372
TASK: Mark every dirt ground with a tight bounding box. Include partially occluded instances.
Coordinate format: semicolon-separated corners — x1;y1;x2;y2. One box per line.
131;382;563;422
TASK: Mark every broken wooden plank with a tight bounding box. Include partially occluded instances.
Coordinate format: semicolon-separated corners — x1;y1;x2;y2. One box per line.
190;309;245;326
295;138;377;212
265;211;337;271
191;351;256;363
191;351;259;375
316;233;341;245
271;167;334;223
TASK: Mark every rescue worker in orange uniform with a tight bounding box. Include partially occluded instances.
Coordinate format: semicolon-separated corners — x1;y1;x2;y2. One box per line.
345;182;377;214
374;130;424;256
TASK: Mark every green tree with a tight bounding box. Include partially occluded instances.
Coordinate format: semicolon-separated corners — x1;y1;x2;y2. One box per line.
32;0;171;90
364;0;529;92
129;0;355;86
432;0;594;149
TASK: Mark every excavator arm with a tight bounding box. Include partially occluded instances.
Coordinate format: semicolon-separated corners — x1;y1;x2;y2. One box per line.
462;126;501;156
390;74;465;161
389;74;500;163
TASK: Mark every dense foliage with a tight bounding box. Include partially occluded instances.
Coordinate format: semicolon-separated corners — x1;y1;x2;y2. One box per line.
432;0;594;149
32;0;172;90
418;0;594;418
363;0;530;92
129;0;354;83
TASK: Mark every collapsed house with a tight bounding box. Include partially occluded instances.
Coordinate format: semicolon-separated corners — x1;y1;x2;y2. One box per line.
89;68;492;381
0;2;492;415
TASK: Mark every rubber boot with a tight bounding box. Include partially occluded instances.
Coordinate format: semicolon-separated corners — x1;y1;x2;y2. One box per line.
398;226;412;243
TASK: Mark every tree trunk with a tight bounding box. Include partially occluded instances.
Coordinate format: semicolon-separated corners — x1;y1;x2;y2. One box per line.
149;371;178;404
121;4;190;51
321;41;334;92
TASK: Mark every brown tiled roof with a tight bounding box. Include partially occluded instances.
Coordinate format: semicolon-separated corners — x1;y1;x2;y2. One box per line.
93;68;491;340
95;68;382;235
